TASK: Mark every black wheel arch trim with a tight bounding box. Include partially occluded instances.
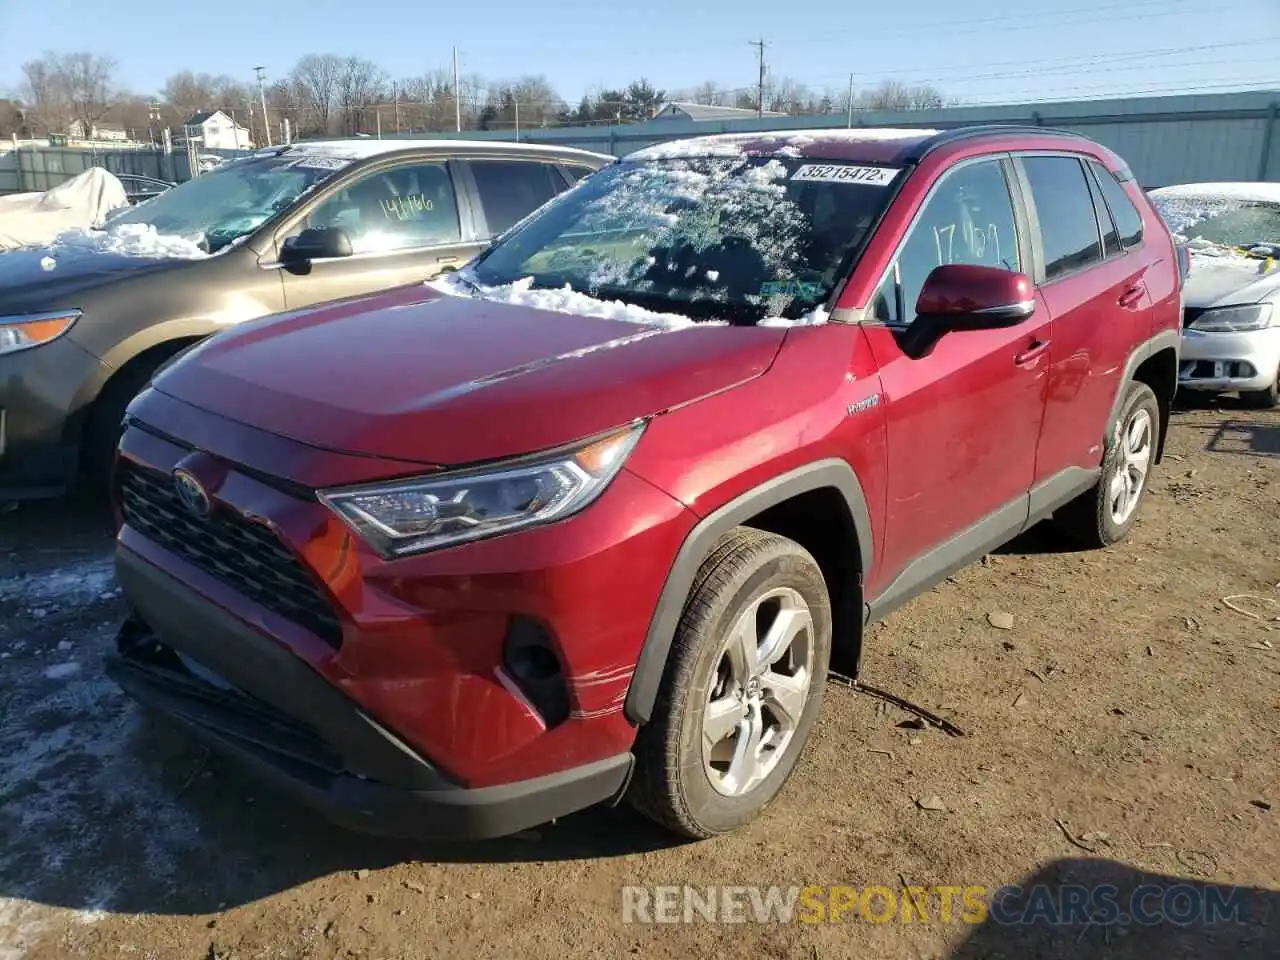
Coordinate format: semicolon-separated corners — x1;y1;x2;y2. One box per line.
1105;327;1180;462
624;459;873;726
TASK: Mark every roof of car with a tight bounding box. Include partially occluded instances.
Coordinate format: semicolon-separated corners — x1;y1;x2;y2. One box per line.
625;128;941;164
624;124;1102;167
264;138;614;164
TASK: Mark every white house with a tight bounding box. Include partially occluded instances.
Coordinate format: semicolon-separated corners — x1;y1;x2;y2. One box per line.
67;120;130;141
179;110;253;150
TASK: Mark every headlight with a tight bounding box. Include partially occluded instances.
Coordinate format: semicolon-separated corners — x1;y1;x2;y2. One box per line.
0;310;82;356
1189;303;1273;332
318;423;645;557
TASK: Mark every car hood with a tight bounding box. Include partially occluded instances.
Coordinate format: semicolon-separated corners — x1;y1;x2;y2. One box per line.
0;244;182;311
1182;254;1280;309
151;288;786;466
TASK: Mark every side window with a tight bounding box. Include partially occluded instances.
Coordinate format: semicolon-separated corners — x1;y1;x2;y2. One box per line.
307;162;461;254
1085;164;1122;257
468;160;562;236
1088;159;1145;248
563;164;596;183
871;159;1021;325
1020;156;1103;281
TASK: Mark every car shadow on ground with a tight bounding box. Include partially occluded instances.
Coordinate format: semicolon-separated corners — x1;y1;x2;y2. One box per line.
948;856;1279;959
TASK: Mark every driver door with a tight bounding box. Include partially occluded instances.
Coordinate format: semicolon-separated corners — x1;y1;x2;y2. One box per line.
860;155;1053;605
274;159;486;310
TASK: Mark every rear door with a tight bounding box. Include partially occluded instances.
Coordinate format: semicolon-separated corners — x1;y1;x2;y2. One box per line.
456;158;573;240
860;155;1052;604
274;157;485;310
1014;153;1155;498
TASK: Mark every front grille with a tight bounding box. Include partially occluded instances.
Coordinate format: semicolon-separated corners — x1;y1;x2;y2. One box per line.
119;462;344;647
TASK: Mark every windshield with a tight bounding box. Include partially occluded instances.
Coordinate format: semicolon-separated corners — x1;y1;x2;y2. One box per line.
1151;192;1280;250
469;156;899;324
109;153;346;253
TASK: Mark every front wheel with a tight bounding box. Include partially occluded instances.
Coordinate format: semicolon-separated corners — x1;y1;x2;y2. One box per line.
1052;381;1161;548
627;527;831;840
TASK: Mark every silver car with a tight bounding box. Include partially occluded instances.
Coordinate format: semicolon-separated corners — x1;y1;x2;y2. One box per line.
1148;182;1280;408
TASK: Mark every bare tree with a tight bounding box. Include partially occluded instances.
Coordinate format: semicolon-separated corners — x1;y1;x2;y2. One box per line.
857;79;950;111
689;81;724;106
335;56;387;134
290;53;344;136
161;70;248;119
59;52;117;134
19;55;73;134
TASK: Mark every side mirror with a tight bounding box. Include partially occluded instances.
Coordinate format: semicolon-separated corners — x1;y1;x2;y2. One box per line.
901;264;1035;358
281;226;353;265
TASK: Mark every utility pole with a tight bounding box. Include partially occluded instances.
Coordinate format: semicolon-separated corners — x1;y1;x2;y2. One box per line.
846;74;854;128
254;66;270;147
453;46;462;132
514;97;519;141
749;38;767;118
393;81;401;133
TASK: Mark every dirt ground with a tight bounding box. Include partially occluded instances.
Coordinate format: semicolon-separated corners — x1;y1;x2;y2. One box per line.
1;397;1277;960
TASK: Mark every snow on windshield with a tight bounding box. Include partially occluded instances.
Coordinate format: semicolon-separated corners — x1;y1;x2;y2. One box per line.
468;154;889;325
1150;183;1280;255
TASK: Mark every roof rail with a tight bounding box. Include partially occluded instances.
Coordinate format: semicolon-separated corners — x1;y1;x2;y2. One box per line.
906;123;1091;162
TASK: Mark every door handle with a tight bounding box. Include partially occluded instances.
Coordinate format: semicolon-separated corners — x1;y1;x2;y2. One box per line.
1014;339;1051;365
437;255;458;265
1118;284;1144;308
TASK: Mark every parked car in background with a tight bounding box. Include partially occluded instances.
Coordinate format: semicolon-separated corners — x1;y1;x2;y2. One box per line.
0;139;613;502
115;173;177;206
1148;182;1280;407
107;125;1181;842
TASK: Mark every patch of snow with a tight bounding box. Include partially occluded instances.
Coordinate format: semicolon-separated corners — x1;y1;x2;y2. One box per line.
705;270;720;282
44;223;208;260
56;641;73;652
430;270;830;328
38;256;55;272
0;557;116;606
0;616;207;937
627;127;937;161
1150;182;1280;205
430;273;703;328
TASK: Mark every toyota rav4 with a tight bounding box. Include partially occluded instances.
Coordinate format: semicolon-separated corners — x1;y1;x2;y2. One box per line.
106;125;1182;842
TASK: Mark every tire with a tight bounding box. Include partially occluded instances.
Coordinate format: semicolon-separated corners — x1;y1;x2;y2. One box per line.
1052;380;1161;549
1239;365;1279;409
627;527;832;839
79;360;164;500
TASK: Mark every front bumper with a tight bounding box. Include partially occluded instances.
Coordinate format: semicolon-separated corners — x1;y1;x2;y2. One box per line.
109;548;634;840
1178;327;1280;392
0;336;111;500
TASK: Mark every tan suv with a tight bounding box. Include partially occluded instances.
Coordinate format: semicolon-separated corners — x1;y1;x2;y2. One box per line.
0;139;613;502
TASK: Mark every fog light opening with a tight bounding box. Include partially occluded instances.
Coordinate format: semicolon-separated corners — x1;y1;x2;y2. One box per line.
503;618;571;727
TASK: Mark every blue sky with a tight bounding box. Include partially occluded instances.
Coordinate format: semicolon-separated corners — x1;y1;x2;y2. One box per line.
1;0;1276;106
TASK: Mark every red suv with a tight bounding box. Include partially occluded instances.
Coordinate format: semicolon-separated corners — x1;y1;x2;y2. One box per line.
107;125;1182;841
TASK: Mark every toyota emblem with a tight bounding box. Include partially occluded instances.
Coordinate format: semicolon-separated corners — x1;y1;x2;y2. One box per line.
173;468;211;517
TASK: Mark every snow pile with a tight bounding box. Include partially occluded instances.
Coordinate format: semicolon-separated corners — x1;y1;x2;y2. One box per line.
1150;183;1280;254
42;222;208;260
0;557;116;607
0;168;130;251
629;127;937;161
430;273;704;328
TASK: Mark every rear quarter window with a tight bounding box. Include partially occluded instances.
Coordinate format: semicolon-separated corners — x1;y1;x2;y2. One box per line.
1088;159;1145;249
